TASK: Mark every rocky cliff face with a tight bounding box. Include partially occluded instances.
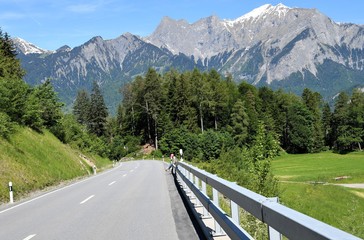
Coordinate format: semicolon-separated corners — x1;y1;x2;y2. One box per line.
14;4;364;113
146;4;364;85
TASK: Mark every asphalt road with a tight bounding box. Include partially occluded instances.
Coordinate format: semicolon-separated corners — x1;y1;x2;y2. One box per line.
0;160;201;240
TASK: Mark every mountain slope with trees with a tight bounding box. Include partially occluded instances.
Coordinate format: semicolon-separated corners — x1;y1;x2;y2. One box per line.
13;4;364;113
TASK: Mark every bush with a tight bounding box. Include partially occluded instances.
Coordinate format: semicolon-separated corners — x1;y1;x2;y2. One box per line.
0;111;14;138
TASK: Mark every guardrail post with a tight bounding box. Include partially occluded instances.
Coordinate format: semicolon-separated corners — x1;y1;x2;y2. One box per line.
194;175;202;207
268;197;282;240
201;180;209;218
231;200;239;225
182;167;187;190
9;182;14;204
213;188;224;236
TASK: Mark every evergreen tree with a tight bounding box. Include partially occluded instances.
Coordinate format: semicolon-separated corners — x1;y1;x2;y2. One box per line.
347;89;364;150
120;76;145;136
22;88;43;131
227;99;249;147
0;29;24;79
322;103;333;148
287;100;314;153
207;69;228;130
0;29;27;123
191;69;210;133
34;79;63;128
301;88;324;152
173;73;198;131
332;92;350;151
73;89;91;125
143;68;163;148
89;81;108;136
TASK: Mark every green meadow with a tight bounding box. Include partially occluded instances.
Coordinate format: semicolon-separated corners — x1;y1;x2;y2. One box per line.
272;152;364;238
0;126;111;204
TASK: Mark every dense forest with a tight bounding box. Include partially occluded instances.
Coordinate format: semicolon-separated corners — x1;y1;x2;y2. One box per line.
118;67;364;155
1;28;364;197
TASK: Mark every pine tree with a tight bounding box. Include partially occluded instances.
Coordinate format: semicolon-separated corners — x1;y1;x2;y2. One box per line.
227;99;249;147
73;89;91;125
287;100;314;153
88;81;108;136
332;92;350;151
34;79;63;128
301;88;324;152
0;29;28;123
348;89;364;150
143;68;163;149
0;29;25;79
322;103;333;148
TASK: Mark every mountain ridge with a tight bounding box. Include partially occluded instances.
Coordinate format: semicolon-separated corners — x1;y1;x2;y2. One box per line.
13;4;364;114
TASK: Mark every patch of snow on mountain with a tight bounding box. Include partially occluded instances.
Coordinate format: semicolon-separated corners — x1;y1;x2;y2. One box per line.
225;3;291;26
13;37;52;55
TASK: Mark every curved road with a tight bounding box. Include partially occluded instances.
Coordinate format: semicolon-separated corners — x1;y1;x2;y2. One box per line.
0;160;201;240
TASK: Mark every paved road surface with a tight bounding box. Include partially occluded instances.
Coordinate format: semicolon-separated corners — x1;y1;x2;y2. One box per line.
0;160;201;240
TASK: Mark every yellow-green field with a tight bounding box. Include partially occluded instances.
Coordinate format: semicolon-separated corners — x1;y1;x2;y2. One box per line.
272;152;364;238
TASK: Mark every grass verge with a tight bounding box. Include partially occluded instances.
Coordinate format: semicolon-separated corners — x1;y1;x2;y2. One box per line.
0;126;111;204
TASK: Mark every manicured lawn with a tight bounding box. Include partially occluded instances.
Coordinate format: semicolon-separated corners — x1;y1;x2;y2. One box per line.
272;151;364;183
272;151;364;238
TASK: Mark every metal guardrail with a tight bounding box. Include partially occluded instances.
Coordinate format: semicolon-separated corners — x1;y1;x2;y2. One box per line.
175;162;361;240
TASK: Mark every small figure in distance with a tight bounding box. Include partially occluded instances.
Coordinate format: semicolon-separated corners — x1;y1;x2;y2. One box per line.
165;153;174;172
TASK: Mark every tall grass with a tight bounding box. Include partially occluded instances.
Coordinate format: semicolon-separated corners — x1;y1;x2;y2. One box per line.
0;127;111;203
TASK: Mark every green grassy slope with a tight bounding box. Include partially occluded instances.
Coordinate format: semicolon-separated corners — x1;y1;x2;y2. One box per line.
0;127;111;204
272;152;364;238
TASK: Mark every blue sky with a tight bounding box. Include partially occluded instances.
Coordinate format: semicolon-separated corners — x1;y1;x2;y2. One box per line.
1;0;364;50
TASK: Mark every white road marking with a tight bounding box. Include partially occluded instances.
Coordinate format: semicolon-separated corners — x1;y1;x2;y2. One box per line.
0;163;124;214
130;170;134;173
123;174;127;177
80;195;94;204
23;234;36;240
108;181;116;186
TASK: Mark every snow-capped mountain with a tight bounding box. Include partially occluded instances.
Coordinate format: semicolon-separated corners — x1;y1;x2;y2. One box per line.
13;4;364;113
12;37;53;55
146;3;364;85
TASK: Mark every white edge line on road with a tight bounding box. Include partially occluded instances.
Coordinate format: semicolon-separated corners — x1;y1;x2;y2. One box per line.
23;234;36;240
0;162;124;214
108;181;116;186
80;195;94;204
123;174;127;177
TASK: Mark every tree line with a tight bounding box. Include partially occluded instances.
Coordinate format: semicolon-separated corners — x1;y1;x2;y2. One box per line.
119;68;364;156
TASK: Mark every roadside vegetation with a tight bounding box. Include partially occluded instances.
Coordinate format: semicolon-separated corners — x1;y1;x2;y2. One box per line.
0;126;110;203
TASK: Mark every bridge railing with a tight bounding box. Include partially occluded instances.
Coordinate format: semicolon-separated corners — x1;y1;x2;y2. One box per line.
175;161;361;240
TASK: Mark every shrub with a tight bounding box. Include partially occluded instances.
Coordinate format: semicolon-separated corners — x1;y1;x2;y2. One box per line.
0;111;14;138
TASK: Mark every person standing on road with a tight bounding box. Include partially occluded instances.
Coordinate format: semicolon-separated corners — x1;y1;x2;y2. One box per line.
166;153;174;171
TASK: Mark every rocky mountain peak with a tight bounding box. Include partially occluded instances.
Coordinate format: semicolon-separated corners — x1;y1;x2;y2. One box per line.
56;45;72;53
229;3;291;24
12;37;52;55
